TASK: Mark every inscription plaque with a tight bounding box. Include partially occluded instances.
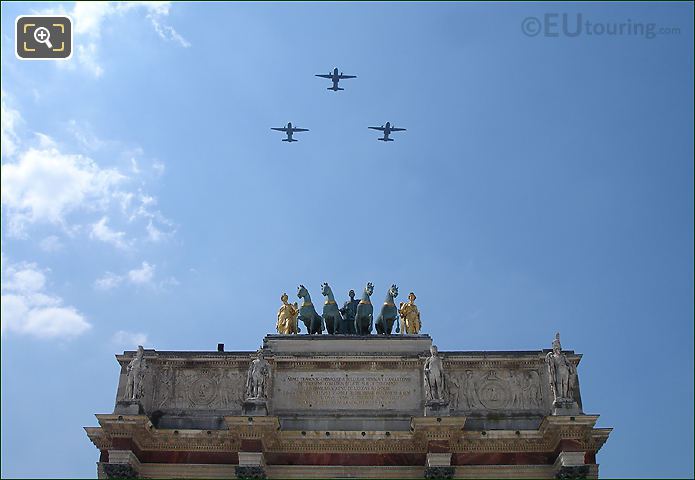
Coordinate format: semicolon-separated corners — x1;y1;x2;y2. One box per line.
272;370;421;413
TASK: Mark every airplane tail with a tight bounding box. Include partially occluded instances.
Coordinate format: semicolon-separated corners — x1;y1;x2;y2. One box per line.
328;86;344;91
378;137;393;142
282;138;297;142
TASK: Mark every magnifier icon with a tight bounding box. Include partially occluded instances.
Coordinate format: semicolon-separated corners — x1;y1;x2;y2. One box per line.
33;27;53;49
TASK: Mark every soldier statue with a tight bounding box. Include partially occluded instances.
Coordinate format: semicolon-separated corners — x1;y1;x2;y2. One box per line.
545;333;578;407
424;345;446;401
339;289;359;335
124;345;147;401
276;293;300;334
246;350;271;400
398;292;422;334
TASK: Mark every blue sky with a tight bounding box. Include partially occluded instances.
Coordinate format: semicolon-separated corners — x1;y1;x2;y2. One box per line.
1;2;693;478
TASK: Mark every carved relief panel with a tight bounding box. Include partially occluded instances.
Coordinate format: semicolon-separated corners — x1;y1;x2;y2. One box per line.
446;366;549;414
143;362;248;413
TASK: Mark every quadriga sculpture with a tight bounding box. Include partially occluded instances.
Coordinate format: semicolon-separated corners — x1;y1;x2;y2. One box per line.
354;282;374;335
297;285;325;334
320;282;343;334
375;284;400;335
339;290;359;334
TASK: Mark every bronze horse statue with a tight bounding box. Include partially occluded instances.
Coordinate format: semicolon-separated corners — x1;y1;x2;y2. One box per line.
375;284;400;335
354;282;374;335
297;285;324;334
321;282;343;334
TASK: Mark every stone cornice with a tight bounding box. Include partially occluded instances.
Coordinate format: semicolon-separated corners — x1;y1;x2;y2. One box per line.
453;415;611;454
86;413;609;456
115;349;581;365
92;414;240;452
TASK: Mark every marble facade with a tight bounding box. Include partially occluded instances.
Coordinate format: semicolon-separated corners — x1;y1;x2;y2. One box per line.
85;334;610;479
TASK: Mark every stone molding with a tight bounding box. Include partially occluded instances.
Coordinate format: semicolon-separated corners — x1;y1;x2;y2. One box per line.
426;453;452;467
239;452;266;467
134;463;591;479
554;451;586;468
86;414;610;460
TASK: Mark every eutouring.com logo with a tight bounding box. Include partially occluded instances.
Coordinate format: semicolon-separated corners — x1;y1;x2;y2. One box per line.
521;13;680;39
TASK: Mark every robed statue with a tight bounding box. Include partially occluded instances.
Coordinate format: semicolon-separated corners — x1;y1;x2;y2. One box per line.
276;293;299;334
246;350;271;400
398;292;421;334
424;345;446;401
339;290;359;334
124;345;147;400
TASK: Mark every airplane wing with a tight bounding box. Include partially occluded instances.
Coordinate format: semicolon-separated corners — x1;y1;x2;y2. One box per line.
390;127;407;132
315;74;333;79
368;126;385;131
292;128;309;132
338;74;356;79
271;127;288;132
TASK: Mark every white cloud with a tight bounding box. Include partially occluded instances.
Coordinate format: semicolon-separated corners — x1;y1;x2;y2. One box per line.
2;98;175;251
146;220;163;242
1;91;21;157
35;132;56;149
11;266;46;293
130;157;140;174
161;276;180;288
1;254;91;340
148;11;191;48
68;120;105;151
90;216;130;250
1;145;125;236
94;271;124;291
129;193;176;242
39;235;64;252
41;1;190;78
112;330;149;348
152;160;165;176
128;261;155;285
94;261;178;291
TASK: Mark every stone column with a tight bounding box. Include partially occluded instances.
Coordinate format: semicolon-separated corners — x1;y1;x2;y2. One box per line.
425;452;454;479
554;451;589;480
236;440;266;480
411;417;465;480
102;450;140;479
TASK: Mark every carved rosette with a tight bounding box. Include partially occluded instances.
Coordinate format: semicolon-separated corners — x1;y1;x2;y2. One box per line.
189;374;218;406
477;370;511;409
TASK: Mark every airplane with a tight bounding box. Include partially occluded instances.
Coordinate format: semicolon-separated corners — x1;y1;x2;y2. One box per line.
368;122;406;142
271;122;309;142
315;67;357;91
